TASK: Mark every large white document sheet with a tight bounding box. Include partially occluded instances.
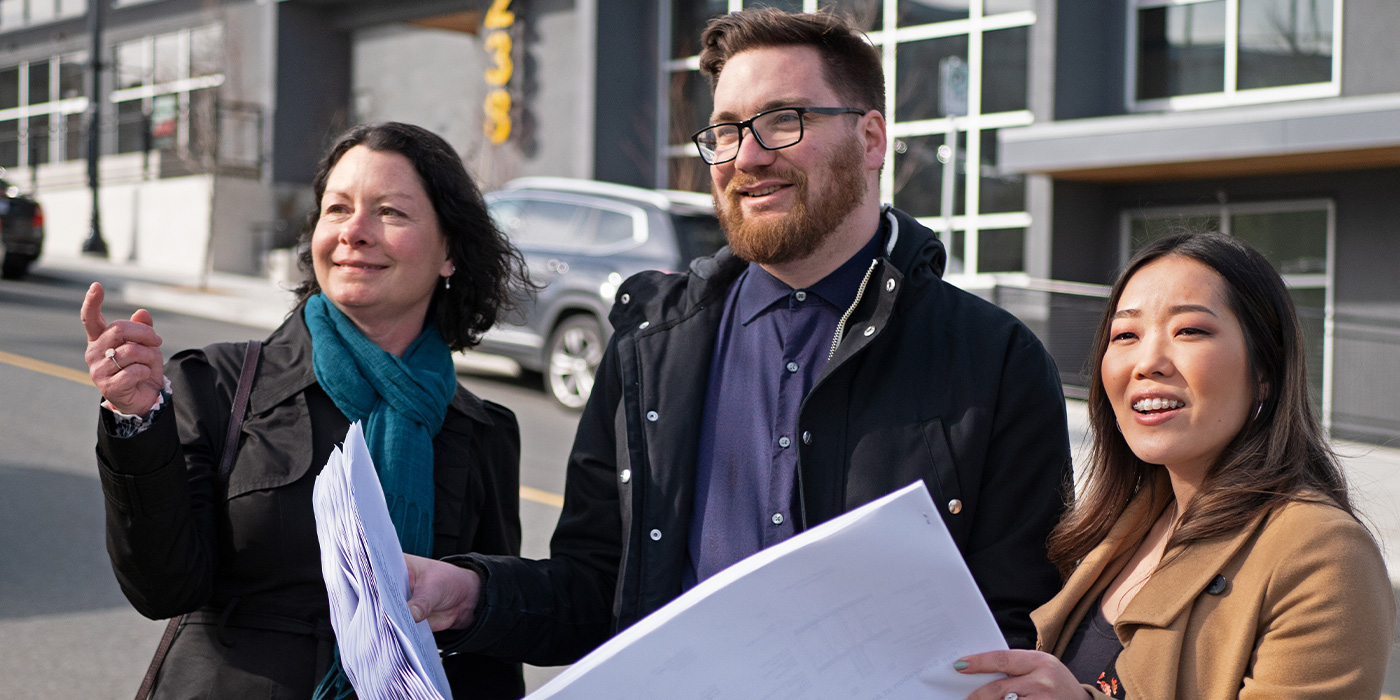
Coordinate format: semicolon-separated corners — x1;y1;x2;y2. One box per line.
528;481;1007;699
312;422;453;700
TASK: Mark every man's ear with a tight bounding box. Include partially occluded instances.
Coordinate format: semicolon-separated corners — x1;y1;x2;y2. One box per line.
860;110;888;171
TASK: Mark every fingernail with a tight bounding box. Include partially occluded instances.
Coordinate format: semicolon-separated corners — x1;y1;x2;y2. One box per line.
409;604;423;622
953;660;969;671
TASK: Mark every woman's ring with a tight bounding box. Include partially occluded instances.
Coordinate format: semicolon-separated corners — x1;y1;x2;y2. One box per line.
105;347;123;370
1003;694;1019;700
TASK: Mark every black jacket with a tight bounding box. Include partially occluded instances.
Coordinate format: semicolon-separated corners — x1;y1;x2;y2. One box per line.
97;309;525;699
457;208;1071;665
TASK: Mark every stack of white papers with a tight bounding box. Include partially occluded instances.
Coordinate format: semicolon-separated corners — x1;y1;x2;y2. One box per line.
528;481;1008;700
312;422;453;700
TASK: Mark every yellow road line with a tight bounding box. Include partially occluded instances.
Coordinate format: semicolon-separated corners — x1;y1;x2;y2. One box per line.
2;349;572;507
521;485;565;508
0;349;93;386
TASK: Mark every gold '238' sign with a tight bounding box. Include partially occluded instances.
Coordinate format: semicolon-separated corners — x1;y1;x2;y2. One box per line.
482;0;514;144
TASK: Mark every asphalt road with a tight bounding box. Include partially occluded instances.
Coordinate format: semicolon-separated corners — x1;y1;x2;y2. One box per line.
7;267;1400;697
0;269;578;697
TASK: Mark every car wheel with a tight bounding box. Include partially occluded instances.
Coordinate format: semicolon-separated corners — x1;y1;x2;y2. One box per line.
1;253;30;280
545;315;604;410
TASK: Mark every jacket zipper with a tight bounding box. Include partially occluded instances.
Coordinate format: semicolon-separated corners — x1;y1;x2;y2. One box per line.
800;258;879;531
827;258;880;361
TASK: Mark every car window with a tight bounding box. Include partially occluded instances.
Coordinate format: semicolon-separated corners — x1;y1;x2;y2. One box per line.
670;212;727;263
490;197;591;249
594;208;636;246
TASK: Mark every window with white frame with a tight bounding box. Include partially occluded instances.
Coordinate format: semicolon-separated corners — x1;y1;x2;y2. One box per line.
1122;200;1334;422
0;53;88;168
111;24;224;161
1130;0;1341;111
663;0;1034;276
0;0;83;32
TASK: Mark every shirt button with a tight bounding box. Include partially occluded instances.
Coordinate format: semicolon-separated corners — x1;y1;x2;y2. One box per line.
639;321;650;329
650;529;662;541
620;468;631;484
778;436;791;448
947;499;963;515
794;291;807;301
785;361;799;373
772;513;784;525
802;431;811;444
646;411;659;422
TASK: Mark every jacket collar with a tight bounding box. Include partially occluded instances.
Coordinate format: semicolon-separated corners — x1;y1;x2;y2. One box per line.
248;304;491;423
1115;498;1273;630
1033;470;1171;653
651;204;947;319
1035;469;1278;650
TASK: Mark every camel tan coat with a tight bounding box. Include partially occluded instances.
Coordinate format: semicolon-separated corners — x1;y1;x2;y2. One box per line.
1033;471;1394;699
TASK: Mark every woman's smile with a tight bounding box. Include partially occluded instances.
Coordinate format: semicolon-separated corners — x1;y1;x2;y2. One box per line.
1101;255;1255;485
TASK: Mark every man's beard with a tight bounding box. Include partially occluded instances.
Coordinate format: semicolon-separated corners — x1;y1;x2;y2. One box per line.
716;135;866;266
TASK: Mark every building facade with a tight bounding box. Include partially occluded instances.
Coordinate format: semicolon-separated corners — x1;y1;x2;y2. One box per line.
20;0;1398;441
20;0;598;277
999;0;1400;443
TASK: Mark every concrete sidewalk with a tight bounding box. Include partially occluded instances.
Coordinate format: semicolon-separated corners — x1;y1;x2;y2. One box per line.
34;253;1400;583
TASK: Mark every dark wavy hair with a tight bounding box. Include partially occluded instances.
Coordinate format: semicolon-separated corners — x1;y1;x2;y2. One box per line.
294;122;532;351
1047;232;1354;576
698;8;886;116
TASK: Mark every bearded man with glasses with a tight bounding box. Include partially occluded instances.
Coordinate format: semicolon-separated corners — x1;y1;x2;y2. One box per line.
401;8;1072;667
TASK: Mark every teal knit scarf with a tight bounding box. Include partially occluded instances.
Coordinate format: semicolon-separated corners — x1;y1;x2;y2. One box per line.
303;293;457;699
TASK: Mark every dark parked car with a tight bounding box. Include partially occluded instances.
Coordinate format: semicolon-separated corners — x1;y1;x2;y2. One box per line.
0;177;44;279
478;177;726;409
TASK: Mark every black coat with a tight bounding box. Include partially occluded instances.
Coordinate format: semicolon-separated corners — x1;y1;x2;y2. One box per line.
455;208;1072;666
96;309;525;699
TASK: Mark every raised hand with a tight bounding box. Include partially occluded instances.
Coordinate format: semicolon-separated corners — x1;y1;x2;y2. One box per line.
81;282;166;416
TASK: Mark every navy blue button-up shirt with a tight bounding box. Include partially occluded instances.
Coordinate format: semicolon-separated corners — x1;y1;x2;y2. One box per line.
684;227;885;587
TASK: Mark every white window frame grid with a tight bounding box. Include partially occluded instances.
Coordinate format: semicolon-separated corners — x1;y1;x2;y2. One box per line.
1126;0;1344;113
0;0;85;34
109;27;225;156
658;0;1035;280
1117;198;1336;427
0;56;89;167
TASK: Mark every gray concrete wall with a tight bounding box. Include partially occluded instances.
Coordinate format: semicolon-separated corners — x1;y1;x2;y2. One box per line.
350;0;591;191
1342;0;1400;97
1049;0;1126;120
1049;180;1118;284
351;24;490;171
272;3;351;186
1329;167;1400;443
592;0;658;188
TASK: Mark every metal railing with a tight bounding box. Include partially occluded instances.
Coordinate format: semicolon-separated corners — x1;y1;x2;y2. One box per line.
987;278;1399;445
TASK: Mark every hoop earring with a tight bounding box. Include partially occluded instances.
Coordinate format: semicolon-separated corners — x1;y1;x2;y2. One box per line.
1253;401;1264;421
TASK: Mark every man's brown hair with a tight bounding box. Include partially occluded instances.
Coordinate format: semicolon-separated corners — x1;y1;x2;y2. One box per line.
698;8;886;117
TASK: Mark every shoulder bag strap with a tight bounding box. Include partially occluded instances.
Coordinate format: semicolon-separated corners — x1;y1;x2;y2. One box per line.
218;340;262;482
134;339;262;700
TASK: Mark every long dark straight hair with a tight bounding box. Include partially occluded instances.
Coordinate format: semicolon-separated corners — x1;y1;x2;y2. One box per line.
1047;232;1353;576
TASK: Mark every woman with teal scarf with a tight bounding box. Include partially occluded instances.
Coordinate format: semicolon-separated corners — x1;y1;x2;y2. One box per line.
83;122;533;699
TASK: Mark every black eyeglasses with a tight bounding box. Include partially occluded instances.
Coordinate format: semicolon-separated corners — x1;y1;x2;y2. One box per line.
691;106;867;165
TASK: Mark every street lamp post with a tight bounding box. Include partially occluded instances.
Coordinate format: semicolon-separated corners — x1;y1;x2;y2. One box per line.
80;0;107;257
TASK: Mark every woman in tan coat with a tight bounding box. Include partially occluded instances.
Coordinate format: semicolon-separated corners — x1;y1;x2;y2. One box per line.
957;232;1394;699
